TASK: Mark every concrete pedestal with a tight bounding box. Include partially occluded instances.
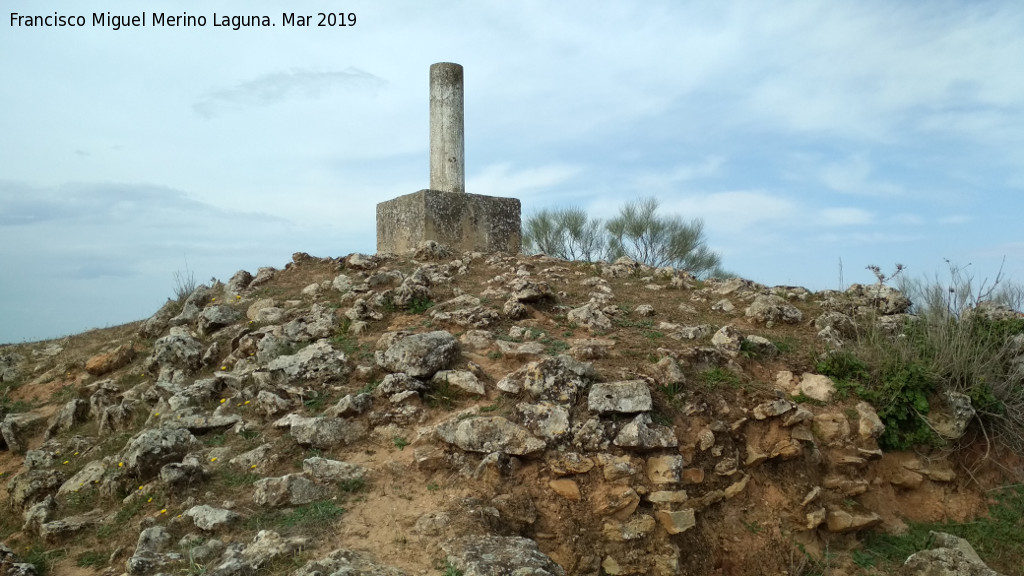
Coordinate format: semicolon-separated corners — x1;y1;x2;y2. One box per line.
376;189;521;254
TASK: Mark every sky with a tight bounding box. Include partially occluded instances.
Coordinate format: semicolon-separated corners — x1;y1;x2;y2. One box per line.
2;1;1023;344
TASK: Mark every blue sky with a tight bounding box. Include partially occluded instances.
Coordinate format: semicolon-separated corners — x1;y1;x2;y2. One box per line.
2;1;1023;343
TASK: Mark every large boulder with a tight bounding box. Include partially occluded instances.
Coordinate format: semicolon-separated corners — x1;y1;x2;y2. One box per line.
443;535;566;576
496;356;596;404
744;295;803;325
376;331;459;378
118;427;200;480
588;381;653;414
265;340;349;382
436;415;546;456
253;474;330;507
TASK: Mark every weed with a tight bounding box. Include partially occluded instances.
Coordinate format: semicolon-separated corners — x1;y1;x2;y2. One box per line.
643;330;665;341
699;367;742;390
303;395;326;412
393;436;409;451
486;351;503;360
358;380;380;395
425;377;459;410
427;482;440;492
441;560;466;576
859;484;1024;574
22;546;66;576
338;477;366;493
215;468;260;487
173;266;198;303
408;297;435;314
76;550;108;569
203;433;226;447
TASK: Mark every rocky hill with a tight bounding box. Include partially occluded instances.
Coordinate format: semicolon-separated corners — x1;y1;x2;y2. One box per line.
1;245;1021;576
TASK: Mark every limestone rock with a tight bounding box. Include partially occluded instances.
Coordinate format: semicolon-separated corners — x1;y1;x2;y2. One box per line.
711;325;744;354
436;415;546;456
150;332;203;372
647;455;684;485
752;399;793;420
325;393;373;418
796;373;836;402
613;414;678;450
547;452;595;476
568;303;613;331
496;356;595;403
184;504;240;531
549;478;581;501
654;508;696;535
118;427;200;481
900;531;1004;576
431;370;485;396
289;416;367;449
198;305;243;336
302;456;366;483
266;339;349;382
85;344;134;376
7;469;65;512
293;548;408;576
44;398;89;440
126;525;172;575
376;331;458;378
443;535;566;576
603;514;656;541
516;402;571;442
855;401;885;439
253;474;330;507
826;509;882;533
588;380;653;414
745;295;803;324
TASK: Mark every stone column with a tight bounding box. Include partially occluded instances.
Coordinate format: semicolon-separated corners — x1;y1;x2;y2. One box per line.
429;62;465;194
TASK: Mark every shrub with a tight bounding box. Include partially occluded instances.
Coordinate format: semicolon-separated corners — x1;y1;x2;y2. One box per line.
522;197;724;277
824;261;1024;452
605;197;721;274
522;207;606;262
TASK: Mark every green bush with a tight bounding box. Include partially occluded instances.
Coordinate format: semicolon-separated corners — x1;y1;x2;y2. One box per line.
821;263;1024;452
522;197;723;277
605;197;720;273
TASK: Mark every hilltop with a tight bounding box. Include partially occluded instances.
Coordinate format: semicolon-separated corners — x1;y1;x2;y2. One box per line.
1;245;1021;576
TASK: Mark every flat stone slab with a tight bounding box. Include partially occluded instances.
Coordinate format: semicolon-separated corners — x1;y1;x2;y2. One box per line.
588;380;652;414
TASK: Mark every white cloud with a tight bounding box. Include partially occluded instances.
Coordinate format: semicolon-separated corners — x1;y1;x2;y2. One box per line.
193;68;387;118
661;191;800;234
937;215;971;224
467;163;582;200
818;207;874;226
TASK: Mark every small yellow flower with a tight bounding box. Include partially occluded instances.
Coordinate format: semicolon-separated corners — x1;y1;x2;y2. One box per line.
220;366;227;371
160;509;167;514
154;412;160;417
210;457;217;462
118;462;124;467
244;400;251;405
147;497;152;503
236;295;241;300
138;485;144;490
236;403;242;407
250;464;257;469
62;460;69;465
73;451;79;456
220;398;226;403
211;297;216;301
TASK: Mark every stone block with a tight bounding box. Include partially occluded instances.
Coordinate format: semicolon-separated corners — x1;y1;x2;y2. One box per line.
376;189;521;254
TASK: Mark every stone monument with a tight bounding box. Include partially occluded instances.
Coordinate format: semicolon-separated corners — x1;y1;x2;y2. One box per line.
376;62;521;254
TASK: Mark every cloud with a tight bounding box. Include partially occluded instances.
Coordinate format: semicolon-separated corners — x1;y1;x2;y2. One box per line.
193;68;387;118
467;163;582;200
819;155;903;196
818;207;874;226
661;190;800;234
937;214;971;224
